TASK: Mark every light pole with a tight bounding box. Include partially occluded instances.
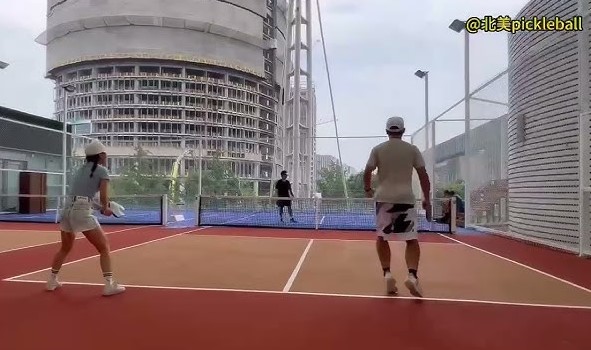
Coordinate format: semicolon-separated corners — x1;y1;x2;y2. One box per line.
414;70;429;148
414;69;432;198
0;60;9;70
61;84;76;197
449;18;471;226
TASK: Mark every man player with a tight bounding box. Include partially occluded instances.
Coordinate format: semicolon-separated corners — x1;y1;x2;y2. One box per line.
363;116;432;297
275;170;296;223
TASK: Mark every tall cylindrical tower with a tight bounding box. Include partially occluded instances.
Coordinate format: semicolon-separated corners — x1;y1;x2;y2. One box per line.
39;0;288;195
508;0;588;251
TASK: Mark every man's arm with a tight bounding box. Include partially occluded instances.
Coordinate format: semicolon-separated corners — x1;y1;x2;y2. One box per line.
415;167;431;201
288;182;294;197
412;146;430;199
363;148;377;194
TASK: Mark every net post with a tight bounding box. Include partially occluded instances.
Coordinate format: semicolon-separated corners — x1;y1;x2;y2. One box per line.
196;195;201;227
450;196;457;234
314;195;320;230
54;195;62;224
162;194;168;226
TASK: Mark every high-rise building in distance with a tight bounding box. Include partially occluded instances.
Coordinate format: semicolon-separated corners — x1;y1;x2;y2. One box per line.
38;0;289;196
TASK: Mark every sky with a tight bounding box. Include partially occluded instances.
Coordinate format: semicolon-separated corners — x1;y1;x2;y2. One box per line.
0;0;529;171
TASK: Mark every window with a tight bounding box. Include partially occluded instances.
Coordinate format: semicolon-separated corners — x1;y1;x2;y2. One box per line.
96;94;113;105
97;80;112;91
140;80;158;90
96;109;111;119
139;122;159;133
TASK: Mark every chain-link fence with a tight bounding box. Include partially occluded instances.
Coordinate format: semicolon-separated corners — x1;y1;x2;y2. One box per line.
409;0;591;256
411;70;508;231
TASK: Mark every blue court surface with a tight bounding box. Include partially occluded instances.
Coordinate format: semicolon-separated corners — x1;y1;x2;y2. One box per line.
0;209;163;225
0;207;456;233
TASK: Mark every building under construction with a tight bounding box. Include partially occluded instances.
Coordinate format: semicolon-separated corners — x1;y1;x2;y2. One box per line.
37;0;315;196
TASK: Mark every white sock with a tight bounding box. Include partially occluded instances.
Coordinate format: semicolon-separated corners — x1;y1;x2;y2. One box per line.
103;272;113;283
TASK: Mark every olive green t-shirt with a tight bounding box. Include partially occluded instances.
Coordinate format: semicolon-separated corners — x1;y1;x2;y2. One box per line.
365;139;425;204
69;162;110;199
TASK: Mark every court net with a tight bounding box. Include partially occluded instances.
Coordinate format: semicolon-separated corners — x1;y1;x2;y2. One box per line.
197;196;457;233
0;194;167;225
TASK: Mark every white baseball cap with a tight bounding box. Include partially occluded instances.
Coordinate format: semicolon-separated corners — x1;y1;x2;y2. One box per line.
386;116;405;133
85;139;107;156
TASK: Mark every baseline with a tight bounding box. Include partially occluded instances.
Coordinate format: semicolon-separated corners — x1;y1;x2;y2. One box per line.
6;278;591;310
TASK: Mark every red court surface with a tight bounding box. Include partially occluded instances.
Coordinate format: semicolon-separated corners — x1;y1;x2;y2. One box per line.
1;223;591;350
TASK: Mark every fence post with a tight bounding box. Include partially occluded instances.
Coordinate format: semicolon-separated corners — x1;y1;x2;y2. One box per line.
463;29;471;228
450;196;457;234
162;194;168;226
578;0;590;257
196;195;203;227
430;120;436;199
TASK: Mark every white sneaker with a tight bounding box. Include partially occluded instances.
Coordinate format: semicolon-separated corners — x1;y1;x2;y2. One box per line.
404;274;423;297
384;272;398;295
103;281;126;296
46;276;62;291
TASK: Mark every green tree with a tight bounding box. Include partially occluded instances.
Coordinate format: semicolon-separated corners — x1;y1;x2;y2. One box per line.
110;146;168;196
185;153;240;197
435;180;465;199
346;171;377;198
316;163;376;198
316;163;346;198
238;180;256;197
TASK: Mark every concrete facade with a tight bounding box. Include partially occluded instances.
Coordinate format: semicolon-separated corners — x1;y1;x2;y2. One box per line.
281;0;316;197
0;106;69;210
40;0;289;196
285;83;317;196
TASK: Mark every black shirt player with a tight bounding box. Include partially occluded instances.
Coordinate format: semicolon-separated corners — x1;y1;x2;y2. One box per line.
275;170;296;222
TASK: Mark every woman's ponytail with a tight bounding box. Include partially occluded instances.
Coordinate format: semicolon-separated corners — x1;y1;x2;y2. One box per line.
85;154;101;178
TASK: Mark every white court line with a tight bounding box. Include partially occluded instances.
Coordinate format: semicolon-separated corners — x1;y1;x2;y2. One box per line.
189;232;459;244
7;278;591;310
2;227;208;281
221;213;258;225
437;233;591;294
283;239;314;292
0;229;59;232
0;226;150;255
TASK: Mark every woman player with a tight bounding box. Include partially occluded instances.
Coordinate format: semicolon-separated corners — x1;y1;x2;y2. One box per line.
46;139;125;296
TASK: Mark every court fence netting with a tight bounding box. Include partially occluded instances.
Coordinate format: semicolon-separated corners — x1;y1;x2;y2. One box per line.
0;194;457;234
0;194;168;226
408;19;591;257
